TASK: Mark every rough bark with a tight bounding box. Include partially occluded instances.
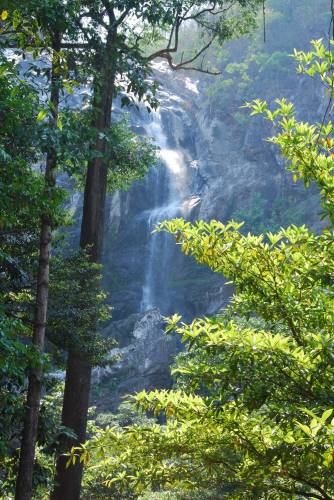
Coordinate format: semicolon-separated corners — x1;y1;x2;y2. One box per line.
15;33;61;500
51;354;92;500
52;38;116;499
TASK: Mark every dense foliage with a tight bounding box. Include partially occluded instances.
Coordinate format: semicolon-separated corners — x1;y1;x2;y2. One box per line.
0;57;52;477
3;1;331;499
71;41;334;499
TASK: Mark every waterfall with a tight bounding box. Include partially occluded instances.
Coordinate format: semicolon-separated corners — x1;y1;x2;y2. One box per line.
140;110;188;313
103;68;204;321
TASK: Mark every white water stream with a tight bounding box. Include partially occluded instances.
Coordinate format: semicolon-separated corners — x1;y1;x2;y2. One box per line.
140;110;188;312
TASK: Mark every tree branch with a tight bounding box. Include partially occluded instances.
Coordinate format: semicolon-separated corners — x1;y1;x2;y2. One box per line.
286;473;333;500
183;2;233;21
147;20;219;75
168;36;216;70
147;15;181;61
276;485;328;500
114;6;134;28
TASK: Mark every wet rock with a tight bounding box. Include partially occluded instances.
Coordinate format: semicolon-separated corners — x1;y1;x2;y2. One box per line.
92;309;180;411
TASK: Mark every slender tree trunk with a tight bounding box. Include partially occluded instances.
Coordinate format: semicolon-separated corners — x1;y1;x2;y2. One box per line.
15;33;61;500
52;42;115;499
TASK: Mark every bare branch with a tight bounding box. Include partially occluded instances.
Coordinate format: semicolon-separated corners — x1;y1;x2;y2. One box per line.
155;50;220;75
171;64;220;75
145;0;229;75
172;36;215;68
167;13;179;50
169;35;219;74
146;15;181;61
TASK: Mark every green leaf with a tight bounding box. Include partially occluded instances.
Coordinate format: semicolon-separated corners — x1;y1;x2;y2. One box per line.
321;408;333;423
295;422;312;437
37;109;47;122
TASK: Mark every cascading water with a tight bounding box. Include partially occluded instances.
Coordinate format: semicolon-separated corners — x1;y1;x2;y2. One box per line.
103;67;205;321
140;110;189;313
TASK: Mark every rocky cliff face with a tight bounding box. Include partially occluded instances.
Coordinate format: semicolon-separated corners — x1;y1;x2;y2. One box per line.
103;66;231;324
93;309;181;411
87;3;328;409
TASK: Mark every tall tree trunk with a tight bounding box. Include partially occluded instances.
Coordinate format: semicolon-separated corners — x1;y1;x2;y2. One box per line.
52;44;115;500
51;353;92;499
15;32;61;500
